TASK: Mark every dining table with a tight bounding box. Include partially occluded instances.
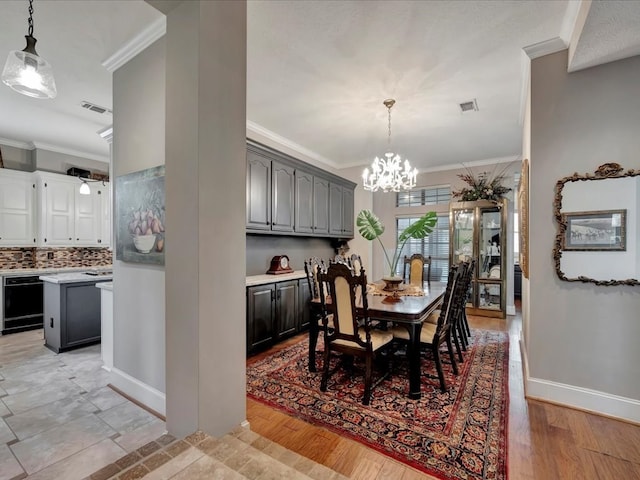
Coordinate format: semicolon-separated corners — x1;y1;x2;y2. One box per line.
310;280;446;400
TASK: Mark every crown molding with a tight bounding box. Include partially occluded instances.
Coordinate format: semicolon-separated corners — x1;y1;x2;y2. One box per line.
97;126;113;143
426;155;520;174
523;36;568;61
519;50;531;127
246;121;339;169
102;16;167;72
31;142;109;164
0;137;32;149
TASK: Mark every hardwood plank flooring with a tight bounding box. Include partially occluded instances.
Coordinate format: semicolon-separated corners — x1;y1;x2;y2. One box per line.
246;308;640;479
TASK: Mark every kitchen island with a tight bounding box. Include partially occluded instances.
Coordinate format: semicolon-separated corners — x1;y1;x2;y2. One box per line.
40;271;113;353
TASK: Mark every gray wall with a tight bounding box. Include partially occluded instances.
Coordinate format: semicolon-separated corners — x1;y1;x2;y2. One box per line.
528;50;640;417
0;144;33;171
246;236;335;276
164;0;247;437
33;148;109;175
111;37;166;412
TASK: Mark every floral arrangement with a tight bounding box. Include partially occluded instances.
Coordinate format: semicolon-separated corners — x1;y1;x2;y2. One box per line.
452;165;512;202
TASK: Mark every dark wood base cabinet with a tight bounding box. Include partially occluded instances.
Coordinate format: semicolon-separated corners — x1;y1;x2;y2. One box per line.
44;280;107;353
247;278;309;355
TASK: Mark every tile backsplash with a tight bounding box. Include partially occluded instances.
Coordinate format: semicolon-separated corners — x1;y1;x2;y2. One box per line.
0;247;112;270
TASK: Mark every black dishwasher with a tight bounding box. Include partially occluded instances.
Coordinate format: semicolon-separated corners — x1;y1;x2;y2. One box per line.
3;276;44;334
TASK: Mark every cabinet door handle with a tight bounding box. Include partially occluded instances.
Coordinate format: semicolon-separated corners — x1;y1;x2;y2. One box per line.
50;317;54;328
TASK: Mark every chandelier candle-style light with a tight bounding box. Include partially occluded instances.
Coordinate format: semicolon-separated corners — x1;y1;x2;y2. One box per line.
362;99;417;192
2;0;57;99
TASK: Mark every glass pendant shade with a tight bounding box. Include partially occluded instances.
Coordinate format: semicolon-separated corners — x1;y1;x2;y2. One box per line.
2;35;57;99
79;180;91;195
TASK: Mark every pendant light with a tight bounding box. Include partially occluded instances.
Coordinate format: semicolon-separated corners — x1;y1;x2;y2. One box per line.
2;0;57;99
362;99;417;192
79;179;91;195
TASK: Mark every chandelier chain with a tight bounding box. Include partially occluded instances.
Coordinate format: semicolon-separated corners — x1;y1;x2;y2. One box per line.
387;104;392;147
27;0;34;37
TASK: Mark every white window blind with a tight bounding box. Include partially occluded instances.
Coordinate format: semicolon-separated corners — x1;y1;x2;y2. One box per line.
396;214;450;281
397;186;451;207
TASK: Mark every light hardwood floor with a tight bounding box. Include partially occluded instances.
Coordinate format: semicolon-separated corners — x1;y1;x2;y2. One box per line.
247;310;640;480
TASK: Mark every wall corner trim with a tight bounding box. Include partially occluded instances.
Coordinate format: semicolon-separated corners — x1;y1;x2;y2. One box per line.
110;367;166;416
102;16;167;73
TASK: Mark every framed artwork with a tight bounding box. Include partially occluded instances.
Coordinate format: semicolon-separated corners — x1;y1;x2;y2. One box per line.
518;159;529;278
561;209;626;251
115;165;165;265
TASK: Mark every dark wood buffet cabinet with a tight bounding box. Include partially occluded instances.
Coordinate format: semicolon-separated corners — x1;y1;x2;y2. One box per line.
246;277;311;354
246;141;355;239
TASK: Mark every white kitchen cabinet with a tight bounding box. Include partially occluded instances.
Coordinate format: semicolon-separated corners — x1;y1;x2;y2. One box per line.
0;169;36;246
36;172;110;247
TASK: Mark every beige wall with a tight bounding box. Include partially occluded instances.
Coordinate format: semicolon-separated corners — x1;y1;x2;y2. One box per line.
527;50;640;421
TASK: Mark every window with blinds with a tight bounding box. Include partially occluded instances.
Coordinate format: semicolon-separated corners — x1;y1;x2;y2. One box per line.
397;186;451;207
396;214;450;281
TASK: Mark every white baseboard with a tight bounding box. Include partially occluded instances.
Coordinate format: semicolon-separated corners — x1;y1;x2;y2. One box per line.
101;365;112;373
525;374;640;424
110;367;166;416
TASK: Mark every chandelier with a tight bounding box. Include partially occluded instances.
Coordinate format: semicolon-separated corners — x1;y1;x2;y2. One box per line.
2;0;57;99
362;99;417;192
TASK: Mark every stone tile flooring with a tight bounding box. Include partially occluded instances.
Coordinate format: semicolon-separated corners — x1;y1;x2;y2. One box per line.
0;329;166;480
2;330;346;480
85;427;348;480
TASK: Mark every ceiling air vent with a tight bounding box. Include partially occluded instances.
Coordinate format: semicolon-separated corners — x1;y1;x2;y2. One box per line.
80;101;112;115
459;99;479;113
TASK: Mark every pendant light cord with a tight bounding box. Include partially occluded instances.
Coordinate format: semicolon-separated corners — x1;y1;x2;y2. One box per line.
27;0;34;37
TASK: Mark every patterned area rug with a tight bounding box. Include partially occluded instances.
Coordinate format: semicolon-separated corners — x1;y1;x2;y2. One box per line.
247;329;509;480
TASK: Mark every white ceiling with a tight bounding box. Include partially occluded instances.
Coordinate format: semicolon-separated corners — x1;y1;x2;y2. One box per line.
0;0;639;171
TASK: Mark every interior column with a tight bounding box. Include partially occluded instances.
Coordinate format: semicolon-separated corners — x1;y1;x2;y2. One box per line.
161;0;247;437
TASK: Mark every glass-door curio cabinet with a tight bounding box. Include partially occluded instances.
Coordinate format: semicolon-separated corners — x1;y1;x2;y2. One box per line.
449;199;507;318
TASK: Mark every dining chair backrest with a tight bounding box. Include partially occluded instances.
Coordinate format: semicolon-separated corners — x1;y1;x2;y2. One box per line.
303;257;326;299
403;254;431;286
433;262;468;341
317;262;370;349
349;254;363;274
333;254;349;266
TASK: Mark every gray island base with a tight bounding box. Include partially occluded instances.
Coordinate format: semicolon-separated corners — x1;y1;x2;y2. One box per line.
40;272;113;353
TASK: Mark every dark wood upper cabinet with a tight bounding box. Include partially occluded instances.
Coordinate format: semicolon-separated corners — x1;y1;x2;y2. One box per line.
271;161;295;232
312;177;329;235
295;171;314;233
246;141;355;239
246;150;271;230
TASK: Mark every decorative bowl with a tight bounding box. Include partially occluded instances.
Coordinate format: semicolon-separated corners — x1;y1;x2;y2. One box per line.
133;234;156;253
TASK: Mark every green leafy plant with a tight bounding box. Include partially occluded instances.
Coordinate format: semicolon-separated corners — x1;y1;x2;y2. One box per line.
356;209;437;278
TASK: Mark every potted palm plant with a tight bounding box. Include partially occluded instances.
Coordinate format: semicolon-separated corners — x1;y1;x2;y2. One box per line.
356;209;437;289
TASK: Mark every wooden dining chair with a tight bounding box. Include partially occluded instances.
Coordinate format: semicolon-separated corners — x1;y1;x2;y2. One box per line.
303;257;331;372
349;253;363;274
391;262;467;392
403;254;431;286
317;262;393;405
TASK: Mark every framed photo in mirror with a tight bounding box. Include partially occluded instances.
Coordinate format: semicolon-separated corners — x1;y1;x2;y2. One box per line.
562;209;626;251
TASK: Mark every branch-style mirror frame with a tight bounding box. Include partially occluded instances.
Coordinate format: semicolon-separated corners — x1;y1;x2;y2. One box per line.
553;163;640;286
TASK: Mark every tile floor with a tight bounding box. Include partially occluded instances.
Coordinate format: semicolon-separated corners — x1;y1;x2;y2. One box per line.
0;329;166;480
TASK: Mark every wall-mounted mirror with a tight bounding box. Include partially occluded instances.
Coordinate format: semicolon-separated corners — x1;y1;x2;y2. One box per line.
553;163;640;286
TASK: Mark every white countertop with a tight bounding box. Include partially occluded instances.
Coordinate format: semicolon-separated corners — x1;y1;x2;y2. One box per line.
0;266;112;276
40;272;113;284
246;270;307;287
96;282;113;291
